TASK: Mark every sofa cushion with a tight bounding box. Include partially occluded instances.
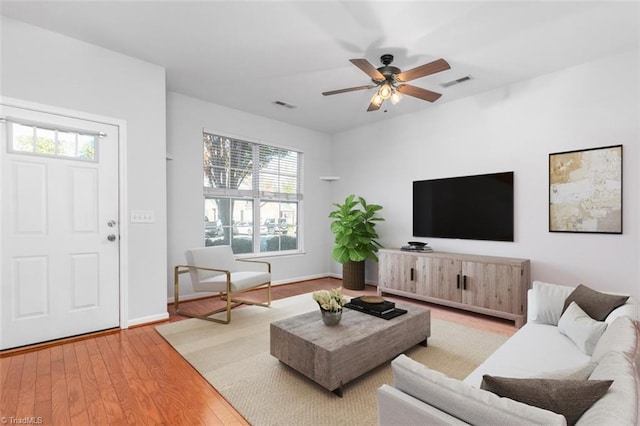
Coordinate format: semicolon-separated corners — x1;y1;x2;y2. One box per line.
531;281;576;325
481;376;612;426
562;284;629;321
377;384;468;426
391;355;566;425
591;315;637;362
558;302;607;356
579;344;640;425
464;322;591;388
538;362;597;380
605;297;639;324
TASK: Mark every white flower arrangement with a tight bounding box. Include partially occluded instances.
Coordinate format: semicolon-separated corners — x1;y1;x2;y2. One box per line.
312;287;348;312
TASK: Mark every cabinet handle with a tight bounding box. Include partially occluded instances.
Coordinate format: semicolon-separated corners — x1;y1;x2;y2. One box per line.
463;275;467;290
456;274;461;289
410;268;414;281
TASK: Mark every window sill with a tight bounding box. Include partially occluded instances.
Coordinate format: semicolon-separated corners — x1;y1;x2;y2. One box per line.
236;251;306;260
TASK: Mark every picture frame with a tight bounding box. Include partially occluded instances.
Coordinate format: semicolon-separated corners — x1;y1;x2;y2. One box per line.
549;145;622;234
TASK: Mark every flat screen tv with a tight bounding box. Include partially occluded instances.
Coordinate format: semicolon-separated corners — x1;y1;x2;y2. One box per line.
413;171;514;242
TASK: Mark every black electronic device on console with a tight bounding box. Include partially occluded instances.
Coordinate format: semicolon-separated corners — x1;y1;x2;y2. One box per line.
401;241;433;252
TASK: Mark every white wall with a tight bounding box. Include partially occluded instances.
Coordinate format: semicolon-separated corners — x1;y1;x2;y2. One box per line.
3;15;636;323
1;17;169;325
330;49;639;297
166;92;333;299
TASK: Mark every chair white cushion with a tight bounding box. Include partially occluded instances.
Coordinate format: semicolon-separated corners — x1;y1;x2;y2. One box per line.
185;246;237;280
184;246;270;293
196;271;271;293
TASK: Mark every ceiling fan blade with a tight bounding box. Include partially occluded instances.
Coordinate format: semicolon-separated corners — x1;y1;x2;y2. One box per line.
367;101;382;112
397;84;442;102
322;85;376;96
396;58;450;82
350;58;385;81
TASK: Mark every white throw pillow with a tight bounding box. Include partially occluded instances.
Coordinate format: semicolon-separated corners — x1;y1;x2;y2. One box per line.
531;281;576;325
558;302;607;355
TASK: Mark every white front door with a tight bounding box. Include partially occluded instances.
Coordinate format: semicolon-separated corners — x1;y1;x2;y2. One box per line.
1;104;120;350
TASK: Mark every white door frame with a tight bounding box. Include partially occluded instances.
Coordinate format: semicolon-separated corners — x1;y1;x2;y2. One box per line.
0;96;129;329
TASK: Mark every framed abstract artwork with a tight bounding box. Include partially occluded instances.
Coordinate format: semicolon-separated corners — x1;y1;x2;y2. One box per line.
549;145;622;234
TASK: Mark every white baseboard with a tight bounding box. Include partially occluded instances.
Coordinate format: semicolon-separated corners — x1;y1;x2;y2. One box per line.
126;312;169;328
166;272;335;304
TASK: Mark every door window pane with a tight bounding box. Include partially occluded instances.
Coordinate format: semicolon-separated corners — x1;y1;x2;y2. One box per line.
57;131;77;157
35;128;56;155
8;123;97;161
11;123;34;152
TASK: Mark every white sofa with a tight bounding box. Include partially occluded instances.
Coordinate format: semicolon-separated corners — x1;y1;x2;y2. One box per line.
377;281;640;426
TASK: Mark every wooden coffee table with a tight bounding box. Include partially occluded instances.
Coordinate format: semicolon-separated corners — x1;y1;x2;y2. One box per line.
270;303;430;396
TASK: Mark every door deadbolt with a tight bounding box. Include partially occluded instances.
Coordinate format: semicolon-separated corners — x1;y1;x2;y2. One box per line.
107;234;117;242
107;220;117;227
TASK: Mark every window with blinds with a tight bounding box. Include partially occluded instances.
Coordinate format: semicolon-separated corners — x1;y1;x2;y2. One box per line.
203;132;303;254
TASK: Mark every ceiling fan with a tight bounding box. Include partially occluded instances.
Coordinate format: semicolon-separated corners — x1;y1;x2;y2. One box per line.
322;54;450;111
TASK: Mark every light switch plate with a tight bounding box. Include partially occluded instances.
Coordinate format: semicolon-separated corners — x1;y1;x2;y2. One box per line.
130;210;155;223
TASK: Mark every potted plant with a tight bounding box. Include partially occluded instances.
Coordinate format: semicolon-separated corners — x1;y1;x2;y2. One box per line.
329;194;384;290
312;287;348;326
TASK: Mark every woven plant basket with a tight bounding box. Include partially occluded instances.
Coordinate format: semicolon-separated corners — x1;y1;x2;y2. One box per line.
342;260;365;290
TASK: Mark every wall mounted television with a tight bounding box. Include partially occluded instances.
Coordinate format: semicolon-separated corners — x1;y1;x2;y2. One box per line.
413;171;514;242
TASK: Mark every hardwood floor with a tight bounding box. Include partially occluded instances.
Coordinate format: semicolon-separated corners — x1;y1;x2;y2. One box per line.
0;277;517;425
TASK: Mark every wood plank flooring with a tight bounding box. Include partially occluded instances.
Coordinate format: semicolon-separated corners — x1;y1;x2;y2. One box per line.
0;277;517;425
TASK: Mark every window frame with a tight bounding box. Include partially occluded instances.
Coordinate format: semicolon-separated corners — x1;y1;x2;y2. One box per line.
4;117;101;162
202;130;304;257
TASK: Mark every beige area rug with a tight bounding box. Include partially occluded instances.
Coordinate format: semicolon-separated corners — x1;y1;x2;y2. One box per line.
156;294;507;426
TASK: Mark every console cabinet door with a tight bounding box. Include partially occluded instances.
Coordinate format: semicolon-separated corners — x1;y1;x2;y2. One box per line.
462;261;524;315
379;252;417;293
416;257;462;303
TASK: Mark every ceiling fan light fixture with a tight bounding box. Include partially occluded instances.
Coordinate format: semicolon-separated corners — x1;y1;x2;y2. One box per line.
323;54;449;112
390;91;401;105
378;83;392;99
371;92;383;107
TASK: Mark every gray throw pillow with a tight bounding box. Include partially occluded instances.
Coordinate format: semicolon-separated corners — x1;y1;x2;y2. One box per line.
481;375;613;426
562;284;629;321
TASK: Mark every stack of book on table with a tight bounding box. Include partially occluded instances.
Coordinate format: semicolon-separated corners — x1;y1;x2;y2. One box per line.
345;296;407;320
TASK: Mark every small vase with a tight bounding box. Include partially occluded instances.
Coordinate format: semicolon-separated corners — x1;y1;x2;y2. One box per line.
321;309;342;326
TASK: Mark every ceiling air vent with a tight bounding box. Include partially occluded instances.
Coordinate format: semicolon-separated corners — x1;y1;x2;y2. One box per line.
273;100;297;109
440;75;473;88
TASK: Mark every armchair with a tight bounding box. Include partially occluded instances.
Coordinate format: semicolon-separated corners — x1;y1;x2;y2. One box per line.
174;246;271;324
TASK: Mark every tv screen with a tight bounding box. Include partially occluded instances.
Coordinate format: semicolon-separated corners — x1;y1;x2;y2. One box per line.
413;172;514;242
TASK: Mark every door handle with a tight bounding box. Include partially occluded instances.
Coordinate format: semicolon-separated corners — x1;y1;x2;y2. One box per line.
410;268;414;281
463;275;467;290
107;234;117;242
456;274;461;289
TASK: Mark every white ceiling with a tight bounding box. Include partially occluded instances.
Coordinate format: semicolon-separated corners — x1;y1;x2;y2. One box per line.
1;1;639;134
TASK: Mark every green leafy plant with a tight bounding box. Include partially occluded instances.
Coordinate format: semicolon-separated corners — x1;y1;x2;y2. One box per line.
329;194;384;264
